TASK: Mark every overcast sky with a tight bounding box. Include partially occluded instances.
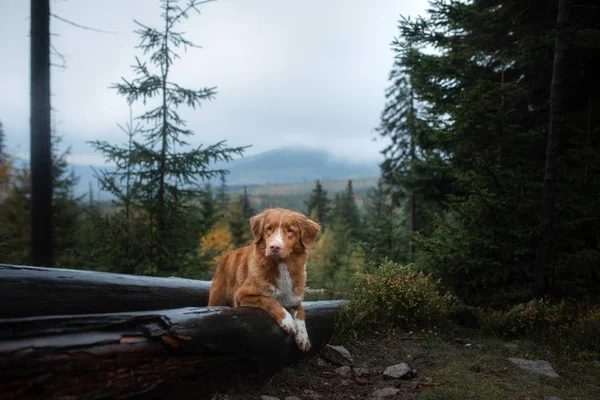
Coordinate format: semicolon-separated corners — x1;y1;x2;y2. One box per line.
1;0;428;167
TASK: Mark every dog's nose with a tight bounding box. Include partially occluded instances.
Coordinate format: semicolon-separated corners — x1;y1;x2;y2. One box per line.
269;243;281;252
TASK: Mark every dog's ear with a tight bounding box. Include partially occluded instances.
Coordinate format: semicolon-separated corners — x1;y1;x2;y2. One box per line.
249;212;266;244
299;215;321;250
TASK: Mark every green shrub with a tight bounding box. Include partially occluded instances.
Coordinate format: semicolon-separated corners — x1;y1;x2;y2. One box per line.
333;260;457;342
477;299;600;360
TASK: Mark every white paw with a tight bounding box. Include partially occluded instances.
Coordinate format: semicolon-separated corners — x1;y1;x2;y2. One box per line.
280;310;298;336
294;319;311;352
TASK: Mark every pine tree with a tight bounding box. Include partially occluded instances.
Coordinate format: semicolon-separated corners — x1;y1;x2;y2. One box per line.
533;0;570;298
51;131;84;268
0;129;82;267
228;187;255;248
241;187;255;220
361;178;408;266
89;0;247;275
0;120;5;163
198;182;218;238
331;180;362;240
306;179;331;225
216;174;229;216
382;0;600;305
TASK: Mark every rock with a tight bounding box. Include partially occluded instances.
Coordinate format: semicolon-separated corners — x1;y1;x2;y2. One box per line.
355;377;370;386
340;379;350;386
383;363;413;379
593;360;600;366
335;366;352;379
260;396;279;400
505;343;519;354
371;387;400;398
354;367;372;377
321;345;354;366
506;358;560;378
316;357;328;367
302;389;322;399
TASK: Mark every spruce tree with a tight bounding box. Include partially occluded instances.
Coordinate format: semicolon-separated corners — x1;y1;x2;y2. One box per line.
51;132;84;268
228;187;255;248
0;121;5;163
306;179;331;225
198;182;218;238
89;0;246;275
362;178;408;266
216;174;229;216
241;187;255;220
382;0;600;305
330;180;362;240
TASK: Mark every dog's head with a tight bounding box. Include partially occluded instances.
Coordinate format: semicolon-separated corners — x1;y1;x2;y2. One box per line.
249;208;321;260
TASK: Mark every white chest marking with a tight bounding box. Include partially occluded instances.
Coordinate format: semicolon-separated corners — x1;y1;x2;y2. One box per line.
273;263;301;308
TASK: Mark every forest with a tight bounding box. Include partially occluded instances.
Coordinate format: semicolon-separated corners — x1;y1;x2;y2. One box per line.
1;0;600;398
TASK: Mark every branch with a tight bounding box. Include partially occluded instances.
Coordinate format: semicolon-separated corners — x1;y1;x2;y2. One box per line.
51;14;118;34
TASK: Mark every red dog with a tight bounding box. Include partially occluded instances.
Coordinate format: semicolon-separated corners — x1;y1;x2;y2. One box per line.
208;208;321;351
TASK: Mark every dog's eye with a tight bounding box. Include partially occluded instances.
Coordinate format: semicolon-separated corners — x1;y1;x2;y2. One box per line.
266;226;272;231
287;227;294;233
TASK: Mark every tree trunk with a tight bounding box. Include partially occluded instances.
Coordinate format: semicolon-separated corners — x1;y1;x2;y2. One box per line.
0;301;343;400
409;86;417;258
410;191;417;257
0;264;212;318
533;0;570;298
30;0;53;267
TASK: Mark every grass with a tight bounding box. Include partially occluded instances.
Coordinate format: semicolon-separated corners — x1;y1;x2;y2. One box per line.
246;329;600;400
415;330;600;400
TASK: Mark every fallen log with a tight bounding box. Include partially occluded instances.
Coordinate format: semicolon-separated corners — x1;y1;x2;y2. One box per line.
0;264;212;317
0;301;344;400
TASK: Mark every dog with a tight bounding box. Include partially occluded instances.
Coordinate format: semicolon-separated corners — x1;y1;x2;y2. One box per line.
208;207;321;352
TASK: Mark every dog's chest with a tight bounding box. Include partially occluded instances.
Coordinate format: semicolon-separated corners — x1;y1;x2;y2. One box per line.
272;263;301;308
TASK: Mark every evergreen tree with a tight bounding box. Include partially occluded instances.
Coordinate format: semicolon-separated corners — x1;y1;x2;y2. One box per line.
89;0;246;275
241;187;255;220
383;0;600;305
331;180;362;240
198;182;218;238
216;174;229;216
0;120;5;163
361;178;408;266
228;187;255;248
51;132;84;267
0;130;82;267
533;0;570;298
306;179;331;225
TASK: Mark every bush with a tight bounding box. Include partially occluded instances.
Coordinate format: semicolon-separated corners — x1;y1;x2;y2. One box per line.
333;260;457;342
477;299;600;360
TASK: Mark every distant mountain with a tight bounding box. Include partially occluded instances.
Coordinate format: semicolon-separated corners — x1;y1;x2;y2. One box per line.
69;146;380;197
213;146;380;186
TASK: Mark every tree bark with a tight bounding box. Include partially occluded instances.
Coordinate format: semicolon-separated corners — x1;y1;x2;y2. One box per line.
533;0;570;298
0;301;343;400
30;0;53;267
0;264;212;318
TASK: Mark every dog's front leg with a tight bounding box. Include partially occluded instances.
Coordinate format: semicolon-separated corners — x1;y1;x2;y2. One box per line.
235;288;298;336
292;303;311;352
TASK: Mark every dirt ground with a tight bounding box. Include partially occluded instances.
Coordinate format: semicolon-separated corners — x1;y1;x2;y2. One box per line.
200;329;600;400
